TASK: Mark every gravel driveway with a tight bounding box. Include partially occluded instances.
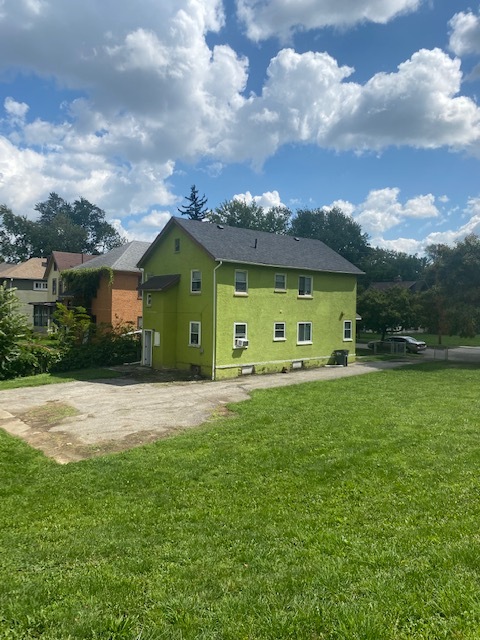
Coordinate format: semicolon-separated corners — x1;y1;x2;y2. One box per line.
0;360;409;463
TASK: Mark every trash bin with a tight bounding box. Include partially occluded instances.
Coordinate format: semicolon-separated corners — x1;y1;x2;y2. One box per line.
333;349;349;366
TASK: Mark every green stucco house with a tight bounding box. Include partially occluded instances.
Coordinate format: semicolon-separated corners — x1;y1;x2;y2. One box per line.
137;217;364;380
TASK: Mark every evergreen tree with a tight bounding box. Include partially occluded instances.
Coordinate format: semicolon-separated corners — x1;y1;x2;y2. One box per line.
0;283;30;379
177;185;209;220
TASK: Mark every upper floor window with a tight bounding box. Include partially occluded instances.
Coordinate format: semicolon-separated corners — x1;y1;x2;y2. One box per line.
52;278;57;295
174;238;180;253
191;270;202;293
298;275;312;297
33;281;48;290
297;322;312;344
274;273;286;292
234;270;248;294
146;292;152;307
189;321;201;346
343;320;353;341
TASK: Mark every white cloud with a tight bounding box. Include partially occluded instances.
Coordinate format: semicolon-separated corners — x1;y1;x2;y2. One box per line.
121;209;172;242
237;0;421;42
233;189;286;209
326;199;356;216
4;97;29;122
325;188;440;235
216;47;480;165
0;0;479;234
371;236;424;254
449;11;480;56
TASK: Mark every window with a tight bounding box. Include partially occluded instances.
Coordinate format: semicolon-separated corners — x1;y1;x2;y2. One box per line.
343;320;353;341
233;322;248;348
33;281;48;290
274;273;286;291
298;276;312;296
273;322;286;341
137;316;143;329
234;270;248;294
137;276;142;299
297;322;312;344
52;278;57;295
33;305;50;327
146;293;152;307
189;321;201;346
191;270;202;293
174;238;180;252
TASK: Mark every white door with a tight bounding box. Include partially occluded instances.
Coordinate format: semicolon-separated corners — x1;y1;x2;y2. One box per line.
143;330;153;366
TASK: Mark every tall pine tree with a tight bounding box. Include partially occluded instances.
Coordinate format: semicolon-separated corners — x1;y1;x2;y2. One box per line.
177;185;208;220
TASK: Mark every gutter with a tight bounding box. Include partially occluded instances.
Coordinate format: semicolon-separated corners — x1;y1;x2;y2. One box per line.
212;260;223;380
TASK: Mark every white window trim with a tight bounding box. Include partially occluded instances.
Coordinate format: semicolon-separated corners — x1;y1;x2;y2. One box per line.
234;269;248;296
190;269;202;294
343;319;353;342
146;292;152;307
189;321;201;347
233;322;248;348
273;322;286;341
33;281;48;290
297;322;313;345
298;275;313;298
274;273;287;292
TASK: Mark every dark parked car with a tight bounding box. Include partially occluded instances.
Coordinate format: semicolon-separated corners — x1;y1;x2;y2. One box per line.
367;335;427;353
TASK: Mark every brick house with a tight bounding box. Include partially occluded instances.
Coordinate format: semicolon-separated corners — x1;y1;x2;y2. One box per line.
69;241;150;327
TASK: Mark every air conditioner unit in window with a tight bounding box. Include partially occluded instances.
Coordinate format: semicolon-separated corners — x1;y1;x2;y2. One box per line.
235;338;249;348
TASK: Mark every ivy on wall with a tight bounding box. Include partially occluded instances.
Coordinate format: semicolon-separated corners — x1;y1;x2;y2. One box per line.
61;266;114;308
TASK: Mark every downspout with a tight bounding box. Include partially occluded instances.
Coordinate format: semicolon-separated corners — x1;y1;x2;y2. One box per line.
212;260;223;380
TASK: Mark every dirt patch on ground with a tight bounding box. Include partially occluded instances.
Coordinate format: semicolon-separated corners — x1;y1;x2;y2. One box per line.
0;360;413;464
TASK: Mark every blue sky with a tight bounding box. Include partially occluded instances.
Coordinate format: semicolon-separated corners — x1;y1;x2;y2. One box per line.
1;0;480;255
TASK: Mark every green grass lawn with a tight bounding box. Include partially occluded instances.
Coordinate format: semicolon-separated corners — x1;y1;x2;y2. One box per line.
2;363;480;639
0;368;123;391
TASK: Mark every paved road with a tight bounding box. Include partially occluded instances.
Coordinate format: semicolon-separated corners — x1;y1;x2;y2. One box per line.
0;360;410;463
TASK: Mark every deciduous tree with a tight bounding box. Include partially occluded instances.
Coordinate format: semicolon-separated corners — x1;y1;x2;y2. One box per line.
0;193;124;261
358;286;421;339
209;199;291;234
289;207;369;266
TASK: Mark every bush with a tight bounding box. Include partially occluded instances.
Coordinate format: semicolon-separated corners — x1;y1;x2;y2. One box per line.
51;328;141;372
1;343;61;380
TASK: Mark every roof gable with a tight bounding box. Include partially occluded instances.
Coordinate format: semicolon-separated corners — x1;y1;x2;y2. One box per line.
71;241;151;273
46;251;96;277
139;218;364;275
0;258;47;280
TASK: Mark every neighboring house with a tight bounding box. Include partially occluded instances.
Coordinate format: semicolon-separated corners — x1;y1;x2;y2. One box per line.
69;241;150;327
138;218;364;380
369;277;427;293
34;251;96;330
0;258;48;328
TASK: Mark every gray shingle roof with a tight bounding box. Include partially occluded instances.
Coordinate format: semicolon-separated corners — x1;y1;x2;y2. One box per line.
73;241;151;273
139;218;363;275
138;274;181;291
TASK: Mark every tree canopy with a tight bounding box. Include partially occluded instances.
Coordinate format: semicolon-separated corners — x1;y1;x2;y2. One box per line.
423;234;480;338
209;199;291;234
177;185;209;220
357;286;421;339
0;193;124;262
360;247;427;289
289;207;369;267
